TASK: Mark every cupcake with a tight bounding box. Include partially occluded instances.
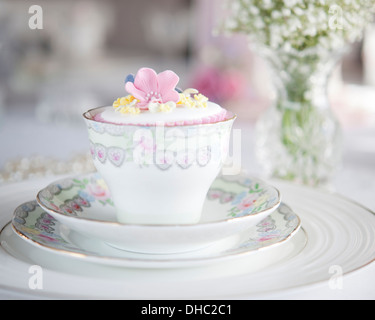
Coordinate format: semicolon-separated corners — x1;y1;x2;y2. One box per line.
95;67;228;126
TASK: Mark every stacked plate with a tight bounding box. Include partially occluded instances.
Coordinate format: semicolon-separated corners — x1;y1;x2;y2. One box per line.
4;171;304;269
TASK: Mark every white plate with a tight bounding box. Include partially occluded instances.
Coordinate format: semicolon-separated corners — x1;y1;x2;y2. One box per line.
1;176;375;299
36;173;281;253
9;201;302;269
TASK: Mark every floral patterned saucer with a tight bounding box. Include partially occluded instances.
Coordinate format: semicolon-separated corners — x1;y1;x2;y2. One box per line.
11;200;302;269
36;173;281;253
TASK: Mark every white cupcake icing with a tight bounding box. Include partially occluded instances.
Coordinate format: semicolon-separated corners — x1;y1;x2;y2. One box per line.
96;101;227;126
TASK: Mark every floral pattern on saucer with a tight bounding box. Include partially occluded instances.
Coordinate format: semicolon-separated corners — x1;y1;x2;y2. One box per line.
235;203;300;251
38;173;280;222
37;173;113;217
207;176;280;219
13;201;95;254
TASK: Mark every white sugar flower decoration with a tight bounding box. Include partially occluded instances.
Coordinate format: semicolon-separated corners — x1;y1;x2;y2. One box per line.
148;101;177;113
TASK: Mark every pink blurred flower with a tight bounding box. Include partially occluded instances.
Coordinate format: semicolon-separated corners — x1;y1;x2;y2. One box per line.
125;68;180;109
191;66;245;103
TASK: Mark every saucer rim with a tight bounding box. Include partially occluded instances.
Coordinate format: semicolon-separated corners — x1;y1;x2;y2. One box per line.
36;172;281;229
10;201;302;266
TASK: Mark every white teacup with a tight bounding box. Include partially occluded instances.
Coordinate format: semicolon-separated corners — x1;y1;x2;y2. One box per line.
83;106;236;225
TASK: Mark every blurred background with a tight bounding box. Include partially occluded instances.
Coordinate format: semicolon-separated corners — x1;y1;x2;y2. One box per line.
0;0;374;191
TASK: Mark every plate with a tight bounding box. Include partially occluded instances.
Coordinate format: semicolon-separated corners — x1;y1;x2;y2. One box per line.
36;173;280;253
10;200;302;269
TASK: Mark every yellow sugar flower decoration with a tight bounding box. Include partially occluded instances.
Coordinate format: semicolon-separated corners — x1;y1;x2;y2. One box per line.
159;102;176;113
177;93;189;105
194;93;208;108
113;95;140;114
148;101;176;113
178;93;196;109
177;89;208;109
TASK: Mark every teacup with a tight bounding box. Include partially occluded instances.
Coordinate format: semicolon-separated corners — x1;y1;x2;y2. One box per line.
83;106;236;225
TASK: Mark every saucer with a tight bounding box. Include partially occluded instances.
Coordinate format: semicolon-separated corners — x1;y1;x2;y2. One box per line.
36;172;281;253
11;200;302;269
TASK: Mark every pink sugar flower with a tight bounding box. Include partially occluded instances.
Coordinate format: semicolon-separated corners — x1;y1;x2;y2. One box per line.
125;68;180;109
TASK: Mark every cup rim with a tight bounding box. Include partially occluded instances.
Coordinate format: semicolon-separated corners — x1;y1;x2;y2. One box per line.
82;105;237;128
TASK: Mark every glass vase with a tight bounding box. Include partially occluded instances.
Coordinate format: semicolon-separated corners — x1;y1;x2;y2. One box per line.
255;46;345;187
